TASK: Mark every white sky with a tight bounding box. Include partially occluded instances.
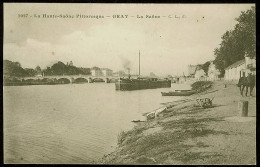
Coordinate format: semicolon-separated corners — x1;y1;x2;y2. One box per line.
4;3;254;76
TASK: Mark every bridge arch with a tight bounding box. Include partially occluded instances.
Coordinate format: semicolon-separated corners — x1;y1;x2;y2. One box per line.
74;78;88;84
93;78;105;83
57;78;70;84
108;78;118;83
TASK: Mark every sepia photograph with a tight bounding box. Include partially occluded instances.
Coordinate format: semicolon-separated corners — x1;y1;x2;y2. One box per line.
3;3;256;165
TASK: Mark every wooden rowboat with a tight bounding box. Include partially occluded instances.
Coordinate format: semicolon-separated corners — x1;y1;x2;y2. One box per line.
131;120;145;123
161;90;195;96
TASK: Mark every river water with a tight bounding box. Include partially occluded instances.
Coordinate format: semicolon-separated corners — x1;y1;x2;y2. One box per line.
3;83;191;164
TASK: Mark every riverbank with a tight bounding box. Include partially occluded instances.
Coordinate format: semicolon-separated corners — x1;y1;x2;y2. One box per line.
100;80;256;165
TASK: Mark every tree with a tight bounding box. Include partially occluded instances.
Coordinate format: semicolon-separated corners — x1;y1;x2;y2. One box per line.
24;68;37;76
150;72;156;77
3;60;29;77
51;61;68;75
35;66;42;73
43;67;52;76
213;6;255;77
202;61;211;76
79;68;91;75
43;61;87;76
234;6;256;58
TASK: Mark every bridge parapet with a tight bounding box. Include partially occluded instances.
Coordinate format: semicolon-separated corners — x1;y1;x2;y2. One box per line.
21;75;119;83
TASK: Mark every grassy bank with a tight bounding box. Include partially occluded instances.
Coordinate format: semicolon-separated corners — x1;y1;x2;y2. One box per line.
100;80;256;165
191;81;212;91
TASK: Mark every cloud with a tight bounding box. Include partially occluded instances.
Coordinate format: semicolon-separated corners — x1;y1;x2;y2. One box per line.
2;24;215;76
3;4;254;75
4;39;56;68
55;23;147;71
4;24;147;72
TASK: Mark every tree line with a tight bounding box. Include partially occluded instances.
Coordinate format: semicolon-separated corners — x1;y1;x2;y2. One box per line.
193;6;255;78
3;60;91;78
213;6;255;77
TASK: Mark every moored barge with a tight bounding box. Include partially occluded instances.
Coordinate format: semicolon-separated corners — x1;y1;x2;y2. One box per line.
115;77;171;90
115;50;171;91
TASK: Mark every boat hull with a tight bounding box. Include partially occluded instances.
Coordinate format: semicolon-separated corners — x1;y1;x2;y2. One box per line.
115;79;171;91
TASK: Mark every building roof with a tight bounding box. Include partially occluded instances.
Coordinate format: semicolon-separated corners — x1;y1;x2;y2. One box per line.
188;64;204;75
196;64;203;70
113;71;125;74
225;59;245;70
91;67;101;70
101;68;112;71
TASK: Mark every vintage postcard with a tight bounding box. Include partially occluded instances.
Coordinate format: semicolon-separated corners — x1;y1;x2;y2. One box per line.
3;3;256;164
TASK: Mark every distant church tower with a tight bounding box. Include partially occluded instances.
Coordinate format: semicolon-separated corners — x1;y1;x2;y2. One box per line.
69;61;73;66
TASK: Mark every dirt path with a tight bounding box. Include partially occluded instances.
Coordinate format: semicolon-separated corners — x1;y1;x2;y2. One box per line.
100;80;256;165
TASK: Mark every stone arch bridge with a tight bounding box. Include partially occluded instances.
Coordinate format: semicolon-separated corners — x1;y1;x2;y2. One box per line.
21;75;119;83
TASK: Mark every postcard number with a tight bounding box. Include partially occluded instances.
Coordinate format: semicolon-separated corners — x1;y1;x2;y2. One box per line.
18;14;28;18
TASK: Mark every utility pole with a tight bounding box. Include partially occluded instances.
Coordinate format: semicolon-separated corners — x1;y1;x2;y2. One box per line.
139;50;140;76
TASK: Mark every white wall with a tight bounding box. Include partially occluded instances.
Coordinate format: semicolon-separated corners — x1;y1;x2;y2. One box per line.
208;62;220;81
195;69;206;80
102;70;113;76
91;69;103;76
225;63;246;80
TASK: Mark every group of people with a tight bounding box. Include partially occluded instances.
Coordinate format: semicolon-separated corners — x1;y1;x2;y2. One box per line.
237;73;256;97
